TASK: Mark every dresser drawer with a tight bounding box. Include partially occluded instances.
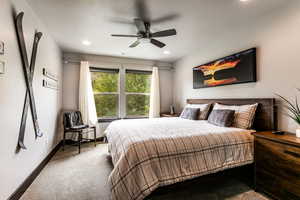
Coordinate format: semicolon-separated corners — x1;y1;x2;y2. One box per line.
253;132;300;200
256;170;300;200
255;138;300;186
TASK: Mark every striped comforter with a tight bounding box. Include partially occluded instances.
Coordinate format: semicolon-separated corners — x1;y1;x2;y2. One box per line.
106;117;254;200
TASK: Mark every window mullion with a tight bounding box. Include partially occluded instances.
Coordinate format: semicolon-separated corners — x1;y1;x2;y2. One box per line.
94;92;119;95
125;92;150;95
119;66;126;118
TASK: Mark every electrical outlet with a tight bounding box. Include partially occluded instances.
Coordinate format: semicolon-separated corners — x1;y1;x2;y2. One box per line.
0;41;4;54
0;61;5;74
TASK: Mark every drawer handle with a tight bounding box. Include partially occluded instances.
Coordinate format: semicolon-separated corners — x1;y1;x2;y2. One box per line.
284;150;300;158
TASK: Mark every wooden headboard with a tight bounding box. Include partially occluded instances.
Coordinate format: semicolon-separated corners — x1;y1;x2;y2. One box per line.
187;98;276;131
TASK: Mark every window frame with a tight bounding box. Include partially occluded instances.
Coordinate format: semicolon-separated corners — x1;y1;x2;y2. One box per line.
125;69;152;118
90;66;152;122
90;67;120;120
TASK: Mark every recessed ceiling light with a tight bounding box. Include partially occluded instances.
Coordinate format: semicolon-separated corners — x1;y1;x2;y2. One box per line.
82;40;91;46
163;50;171;55
240;0;249;2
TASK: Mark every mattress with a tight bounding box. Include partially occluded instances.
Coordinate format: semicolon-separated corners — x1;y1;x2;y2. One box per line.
106;117;254;200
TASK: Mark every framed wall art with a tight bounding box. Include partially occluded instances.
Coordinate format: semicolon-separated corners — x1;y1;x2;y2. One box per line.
0;41;4;54
193;48;256;89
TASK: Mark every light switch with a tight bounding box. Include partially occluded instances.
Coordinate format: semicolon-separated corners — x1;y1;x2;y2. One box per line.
0;41;4;54
0;61;5;74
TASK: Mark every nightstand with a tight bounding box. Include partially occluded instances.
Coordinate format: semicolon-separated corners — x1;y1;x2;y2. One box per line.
160;113;179;117
253;131;300;200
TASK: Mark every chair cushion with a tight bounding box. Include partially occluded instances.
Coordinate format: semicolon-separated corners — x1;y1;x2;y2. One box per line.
70;125;89;130
64;111;85;129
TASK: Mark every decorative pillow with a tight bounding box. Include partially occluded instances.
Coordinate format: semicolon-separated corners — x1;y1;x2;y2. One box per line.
185;104;211;120
180;107;200;120
213;103;258;129
208;109;235;127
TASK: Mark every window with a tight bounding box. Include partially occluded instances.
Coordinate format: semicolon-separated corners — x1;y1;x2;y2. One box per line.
125;70;152;117
91;68;119;119
91;67;152;120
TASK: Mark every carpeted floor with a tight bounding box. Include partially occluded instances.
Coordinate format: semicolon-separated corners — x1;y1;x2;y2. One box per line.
20;143;269;200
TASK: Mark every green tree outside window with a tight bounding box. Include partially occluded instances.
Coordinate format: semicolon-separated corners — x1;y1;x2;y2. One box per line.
91;71;119;118
125;72;151;117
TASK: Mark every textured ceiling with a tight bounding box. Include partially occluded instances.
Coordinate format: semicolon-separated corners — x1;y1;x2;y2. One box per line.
26;0;294;62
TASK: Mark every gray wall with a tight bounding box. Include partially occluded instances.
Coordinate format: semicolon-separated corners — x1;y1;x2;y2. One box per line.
0;0;63;199
173;2;300;133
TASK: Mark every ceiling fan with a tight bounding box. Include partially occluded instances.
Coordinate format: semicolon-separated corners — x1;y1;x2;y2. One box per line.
111;0;177;48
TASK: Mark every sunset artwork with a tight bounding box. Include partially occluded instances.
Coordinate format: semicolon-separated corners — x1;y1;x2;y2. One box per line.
193;48;256;89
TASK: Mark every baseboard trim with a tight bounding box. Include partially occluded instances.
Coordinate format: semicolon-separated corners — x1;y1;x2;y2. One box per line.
8;141;62;200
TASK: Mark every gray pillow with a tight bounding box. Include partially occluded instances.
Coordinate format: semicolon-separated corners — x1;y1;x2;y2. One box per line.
208;109;235;127
180;108;200;120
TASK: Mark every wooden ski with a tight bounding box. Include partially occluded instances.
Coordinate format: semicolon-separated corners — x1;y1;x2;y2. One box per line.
18;32;43;149
15;12;43;149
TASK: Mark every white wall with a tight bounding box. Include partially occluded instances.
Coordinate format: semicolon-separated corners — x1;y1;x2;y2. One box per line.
173;2;300;133
0;0;63;199
62;53;173;135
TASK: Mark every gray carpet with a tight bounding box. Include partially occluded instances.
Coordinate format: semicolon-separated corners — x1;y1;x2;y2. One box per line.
20;143;269;200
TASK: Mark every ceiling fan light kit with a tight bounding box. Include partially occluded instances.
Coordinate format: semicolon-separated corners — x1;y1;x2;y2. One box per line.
111;0;177;49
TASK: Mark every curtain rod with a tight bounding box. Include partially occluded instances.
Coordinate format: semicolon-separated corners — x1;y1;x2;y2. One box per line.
63;60;174;71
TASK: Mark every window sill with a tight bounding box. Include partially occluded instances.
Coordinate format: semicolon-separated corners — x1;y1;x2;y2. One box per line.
98;118;120;123
123;117;148;119
98;117;148;123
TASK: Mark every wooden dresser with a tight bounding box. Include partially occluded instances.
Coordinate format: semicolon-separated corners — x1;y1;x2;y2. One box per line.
253;131;300;200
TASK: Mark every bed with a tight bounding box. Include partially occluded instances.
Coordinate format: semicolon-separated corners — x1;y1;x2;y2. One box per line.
106;98;276;200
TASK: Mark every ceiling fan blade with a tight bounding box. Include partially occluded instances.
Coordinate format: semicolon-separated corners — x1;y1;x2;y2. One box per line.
111;34;139;38
151;29;177;37
150;39;166;48
135;0;150;22
134;18;146;33
151;14;179;24
129;40;140;48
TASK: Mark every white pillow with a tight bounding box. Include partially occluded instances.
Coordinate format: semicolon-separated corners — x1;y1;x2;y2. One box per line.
185;104;211;120
213;103;258;129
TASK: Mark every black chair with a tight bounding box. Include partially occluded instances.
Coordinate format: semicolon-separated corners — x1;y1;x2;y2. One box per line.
63;111;96;153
